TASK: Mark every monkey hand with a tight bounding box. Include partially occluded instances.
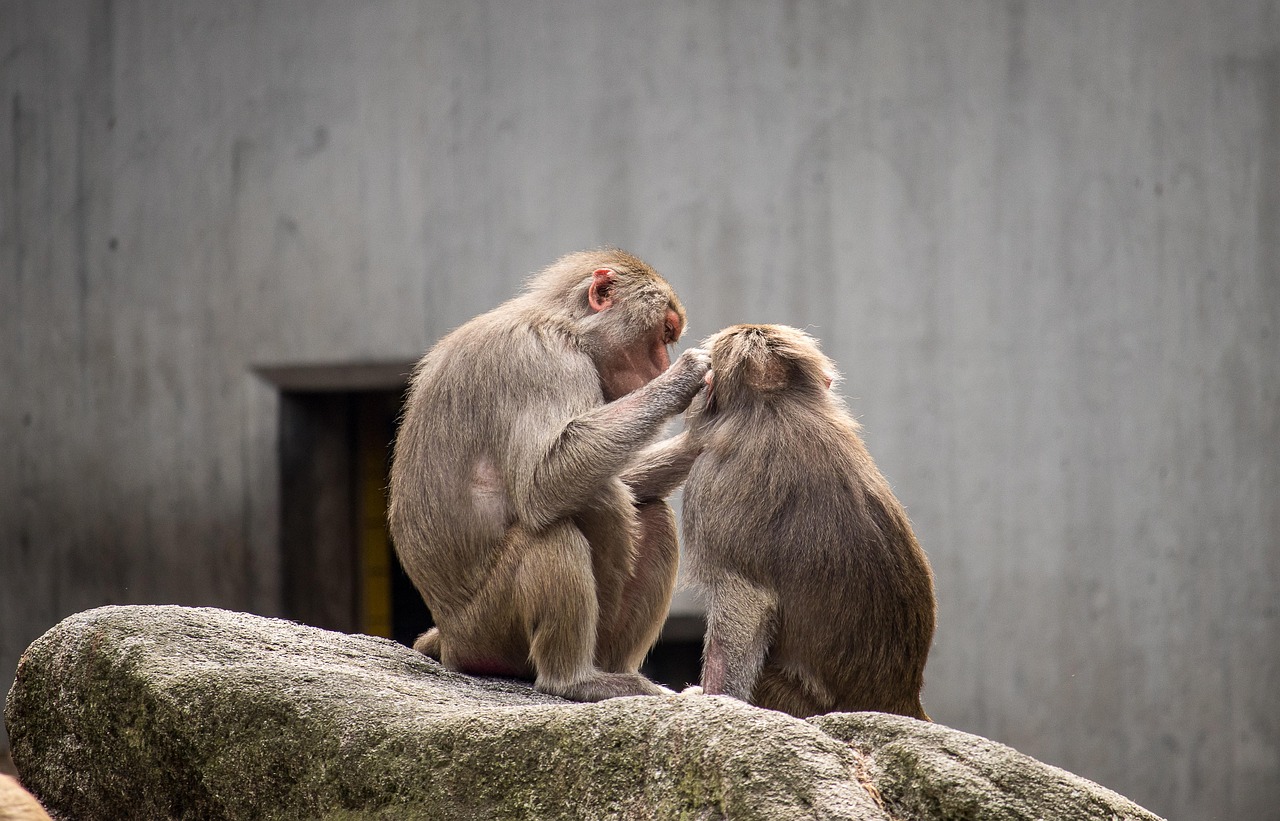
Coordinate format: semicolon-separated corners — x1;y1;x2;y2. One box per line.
680;685;705;696
655;347;711;409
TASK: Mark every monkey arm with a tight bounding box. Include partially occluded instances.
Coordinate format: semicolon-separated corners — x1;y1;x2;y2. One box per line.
700;575;778;702
511;349;708;529
620;432;700;502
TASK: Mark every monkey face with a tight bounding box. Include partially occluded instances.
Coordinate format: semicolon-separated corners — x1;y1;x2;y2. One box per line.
698;324;837;414
592;306;683;401
578;255;687;401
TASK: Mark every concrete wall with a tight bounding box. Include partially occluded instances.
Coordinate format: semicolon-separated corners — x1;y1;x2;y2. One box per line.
3;2;1276;817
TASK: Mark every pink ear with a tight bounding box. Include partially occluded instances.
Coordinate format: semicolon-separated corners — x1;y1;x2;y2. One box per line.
823;372;834;389
588;268;614;312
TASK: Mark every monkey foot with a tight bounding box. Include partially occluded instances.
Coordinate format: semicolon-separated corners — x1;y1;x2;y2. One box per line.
538;671;667;703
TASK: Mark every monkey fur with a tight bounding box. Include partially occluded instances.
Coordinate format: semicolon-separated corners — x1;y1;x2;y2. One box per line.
683;324;936;719
389;249;709;702
0;774;52;821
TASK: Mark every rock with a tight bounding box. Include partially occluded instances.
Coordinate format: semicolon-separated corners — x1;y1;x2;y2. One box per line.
4;606;1164;821
812;713;1162;821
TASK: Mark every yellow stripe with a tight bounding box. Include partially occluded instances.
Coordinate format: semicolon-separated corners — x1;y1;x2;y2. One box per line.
358;404;393;638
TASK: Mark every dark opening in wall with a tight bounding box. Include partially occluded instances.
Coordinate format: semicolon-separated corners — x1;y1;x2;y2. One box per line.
262;360;431;645
642;614;704;692
282;387;436;646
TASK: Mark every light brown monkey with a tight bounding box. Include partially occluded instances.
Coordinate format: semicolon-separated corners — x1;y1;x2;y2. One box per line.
388;249;708;702
682;324;935;719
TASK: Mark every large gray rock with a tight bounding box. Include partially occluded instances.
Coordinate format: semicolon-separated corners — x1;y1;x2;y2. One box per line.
5;606;1163;820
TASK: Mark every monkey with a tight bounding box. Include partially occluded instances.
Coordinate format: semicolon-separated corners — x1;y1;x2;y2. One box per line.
388;249;709;703
0;774;53;821
681;324;935;720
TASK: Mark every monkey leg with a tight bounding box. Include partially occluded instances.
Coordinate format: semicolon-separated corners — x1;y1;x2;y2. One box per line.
595;500;680;674
751;663;828;718
700;576;778;703
515;521;667;702
753;661;929;720
432;559;536;681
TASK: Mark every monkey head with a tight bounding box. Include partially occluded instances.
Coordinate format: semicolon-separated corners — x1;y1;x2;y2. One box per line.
697;324;838;416
530;248;687;400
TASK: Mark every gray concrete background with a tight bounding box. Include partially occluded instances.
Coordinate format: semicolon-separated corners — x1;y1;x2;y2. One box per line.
2;2;1276;818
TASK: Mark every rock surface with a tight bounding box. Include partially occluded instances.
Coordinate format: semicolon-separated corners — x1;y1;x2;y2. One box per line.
5;606;1164;820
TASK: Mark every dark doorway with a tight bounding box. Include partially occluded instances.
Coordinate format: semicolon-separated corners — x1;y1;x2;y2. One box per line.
640;614;704;692
275;380;434;645
265;361;703;689
262;359;431;644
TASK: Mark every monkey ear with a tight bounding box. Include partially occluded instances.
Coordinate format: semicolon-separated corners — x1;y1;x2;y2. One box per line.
702;370;718;415
823;371;834;389
588;268;615;312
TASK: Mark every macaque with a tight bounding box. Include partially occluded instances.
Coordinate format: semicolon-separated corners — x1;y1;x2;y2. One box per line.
388;249;708;702
682;324;935;719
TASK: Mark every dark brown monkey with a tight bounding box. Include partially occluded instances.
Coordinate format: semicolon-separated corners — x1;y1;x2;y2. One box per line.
682;324;935;719
388;249;709;702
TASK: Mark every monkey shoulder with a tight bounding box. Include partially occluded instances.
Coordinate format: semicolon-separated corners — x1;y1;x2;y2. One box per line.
491;307;598;384
422;311;599;404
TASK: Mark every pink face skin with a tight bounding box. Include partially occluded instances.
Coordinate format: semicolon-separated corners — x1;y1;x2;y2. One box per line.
589;269;682;402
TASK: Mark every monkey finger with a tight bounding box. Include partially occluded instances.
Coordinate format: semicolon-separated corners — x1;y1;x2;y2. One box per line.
682;347;710;366
675;347;711;377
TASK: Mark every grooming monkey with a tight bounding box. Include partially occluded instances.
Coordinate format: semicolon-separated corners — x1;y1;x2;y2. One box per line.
388;249;708;702
682;324;935;719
